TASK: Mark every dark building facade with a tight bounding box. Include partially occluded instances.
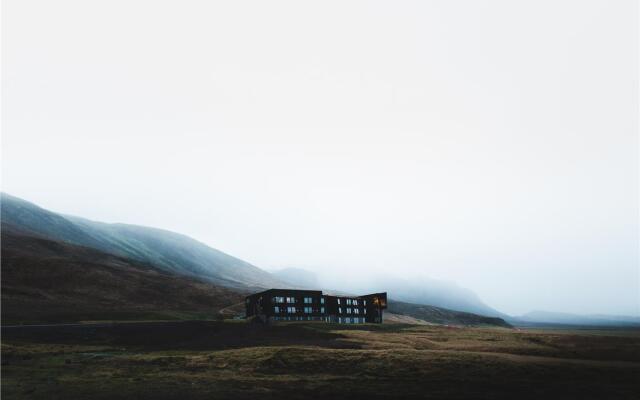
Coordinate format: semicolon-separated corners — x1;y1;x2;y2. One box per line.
245;289;387;324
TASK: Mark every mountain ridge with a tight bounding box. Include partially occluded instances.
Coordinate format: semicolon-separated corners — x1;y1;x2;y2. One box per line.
1;193;284;289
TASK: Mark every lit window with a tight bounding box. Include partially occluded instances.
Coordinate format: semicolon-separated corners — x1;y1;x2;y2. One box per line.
337;299;341;305
353;300;358;306
287;307;296;313
320;307;325;313
346;299;352;305
286;297;295;303
274;306;280;313
354;308;359;314
338;307;342;314
346;308;352;314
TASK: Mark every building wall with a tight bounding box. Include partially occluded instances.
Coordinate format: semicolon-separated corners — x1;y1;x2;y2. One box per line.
245;289;387;324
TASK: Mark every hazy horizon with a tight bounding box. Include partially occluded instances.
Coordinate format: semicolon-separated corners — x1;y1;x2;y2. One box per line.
3;0;638;317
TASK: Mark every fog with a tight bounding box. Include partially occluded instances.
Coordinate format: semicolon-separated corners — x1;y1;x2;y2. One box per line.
2;0;638;316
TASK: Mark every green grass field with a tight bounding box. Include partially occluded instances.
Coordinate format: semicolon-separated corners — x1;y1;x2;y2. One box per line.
2;321;640;399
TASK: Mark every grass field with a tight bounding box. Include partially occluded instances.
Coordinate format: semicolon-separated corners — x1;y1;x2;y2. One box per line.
2;321;640;399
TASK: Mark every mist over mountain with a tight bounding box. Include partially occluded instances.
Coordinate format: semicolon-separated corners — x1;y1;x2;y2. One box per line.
1;193;284;289
2;190;509;320
1;193;514;327
358;275;505;318
269;267;504;317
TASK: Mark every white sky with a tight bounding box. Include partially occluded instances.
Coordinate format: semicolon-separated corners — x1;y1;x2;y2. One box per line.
2;0;638;316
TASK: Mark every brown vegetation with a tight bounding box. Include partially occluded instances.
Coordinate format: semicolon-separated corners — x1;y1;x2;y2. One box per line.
2;321;639;399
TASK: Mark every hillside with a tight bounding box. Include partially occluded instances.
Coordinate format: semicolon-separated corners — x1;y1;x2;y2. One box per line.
1;226;245;324
1;193;284;289
387;300;511;328
1;193;510;328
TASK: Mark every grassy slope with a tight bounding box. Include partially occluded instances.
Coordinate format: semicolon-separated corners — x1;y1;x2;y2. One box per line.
2;321;639;400
1;228;245;324
1;193;284;289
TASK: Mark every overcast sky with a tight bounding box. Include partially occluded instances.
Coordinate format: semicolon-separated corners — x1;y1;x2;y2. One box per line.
3;0;638;316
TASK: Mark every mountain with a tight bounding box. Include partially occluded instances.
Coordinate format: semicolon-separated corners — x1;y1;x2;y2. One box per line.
1;193;284;289
1;193;510;328
284;267;505;318
512;310;640;327
266;267;510;326
360;275;506;318
1;224;245;324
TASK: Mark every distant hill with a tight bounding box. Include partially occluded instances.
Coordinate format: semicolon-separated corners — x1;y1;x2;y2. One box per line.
264;267;510;327
511;310;640;327
387;300;511;328
358;275;506;318
1;193;284;289
274;267;505;318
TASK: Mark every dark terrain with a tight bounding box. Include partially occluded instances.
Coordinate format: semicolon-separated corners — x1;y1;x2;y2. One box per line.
2;321;639;400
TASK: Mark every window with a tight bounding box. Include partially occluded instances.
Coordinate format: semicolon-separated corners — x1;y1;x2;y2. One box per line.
304;297;312;304
304;307;312;314
320;307;325;314
353;299;358;306
286;297;295;303
274;306;280;313
287;306;296;313
320;297;325;304
364;300;367;306
345;317;351;323
338;307;342;314
346;299;352;305
346;308;352;314
354;308;359;314
273;296;284;303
